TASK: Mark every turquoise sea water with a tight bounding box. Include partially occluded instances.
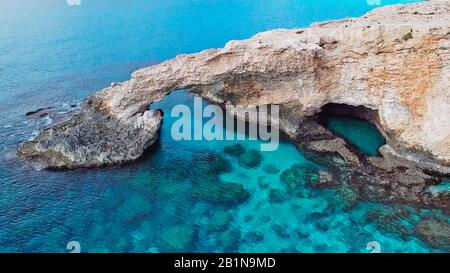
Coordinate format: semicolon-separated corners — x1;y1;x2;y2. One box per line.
1;0;448;253
428;179;450;196
326;116;386;156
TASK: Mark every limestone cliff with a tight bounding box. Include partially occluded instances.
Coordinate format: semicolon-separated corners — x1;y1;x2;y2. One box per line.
18;0;450;171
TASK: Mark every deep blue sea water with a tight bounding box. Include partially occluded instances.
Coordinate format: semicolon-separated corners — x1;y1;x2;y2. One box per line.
2;0;448;253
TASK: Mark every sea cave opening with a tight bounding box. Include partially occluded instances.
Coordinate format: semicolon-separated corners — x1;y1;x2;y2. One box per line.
317;103;387;157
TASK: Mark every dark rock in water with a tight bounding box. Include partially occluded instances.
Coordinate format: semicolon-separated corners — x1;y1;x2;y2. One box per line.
429;192;450;215
337;185;358;211
308;139;361;166
414;220;450;251
25;104;81;126
295;118;450;212
280;164;319;189
238;149;262;168
307;170;336;189
208;210;232;232
314;243;329;253
257;176;269;189
194;180;249;206
116;194;152;222
365;207;412;240
294;189;310;199
263;164;280;174
209;156;232;174
296;230;310;240
260;215;271;223
315;221;330;232
218;229;241;252
295;118;335;141
305;212;327;222
17;99;162;170
26;107;55;116
271;223;290;238
244;215;255;223
161;222;197;252
246;231;264;243
193;153;232;178
224;144;245;157
268;189;285;204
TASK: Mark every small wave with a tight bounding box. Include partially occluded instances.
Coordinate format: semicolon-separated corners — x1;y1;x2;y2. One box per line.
42;116;53;126
29;130;39;141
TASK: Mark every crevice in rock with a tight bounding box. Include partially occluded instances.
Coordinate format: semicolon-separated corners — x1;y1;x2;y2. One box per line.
317;103;387;157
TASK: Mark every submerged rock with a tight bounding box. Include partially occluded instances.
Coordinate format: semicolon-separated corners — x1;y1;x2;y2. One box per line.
268;189;285;204
238;149;263;168
414;220;450;251
337;185;358;211
161;222;197;252
208;210;232;232
365;207;412;240
193;153;232;177
246;231;264;243
263;164;280;174
194;180;250;206
280;164;319;189
271;223;290;238
257;176;269;189
116;194;153;222
224;144;245;157
218;229;241;252
296;116;450;211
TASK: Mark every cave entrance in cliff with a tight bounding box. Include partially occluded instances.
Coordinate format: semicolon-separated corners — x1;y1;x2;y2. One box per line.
317;103;386;156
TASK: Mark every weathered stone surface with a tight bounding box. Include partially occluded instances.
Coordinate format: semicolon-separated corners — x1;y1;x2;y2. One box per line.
18;0;450;171
17;99;162;169
307;170;337;189
294;116;449;211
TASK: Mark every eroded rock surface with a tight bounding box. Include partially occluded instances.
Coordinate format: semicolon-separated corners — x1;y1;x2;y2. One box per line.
18;99;162;169
18;0;449;172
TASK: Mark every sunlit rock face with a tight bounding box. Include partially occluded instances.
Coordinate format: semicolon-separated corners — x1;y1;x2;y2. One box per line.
19;0;450;171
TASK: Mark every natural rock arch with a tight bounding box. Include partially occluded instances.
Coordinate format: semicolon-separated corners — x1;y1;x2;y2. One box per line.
18;0;450;172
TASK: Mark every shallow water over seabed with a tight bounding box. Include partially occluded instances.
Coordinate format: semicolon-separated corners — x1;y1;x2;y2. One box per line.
325;116;386;156
1;0;447;253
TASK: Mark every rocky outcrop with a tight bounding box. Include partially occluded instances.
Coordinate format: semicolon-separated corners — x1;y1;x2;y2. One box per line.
414;219;450;251
18;100;162;169
18;0;450;171
294;117;450;213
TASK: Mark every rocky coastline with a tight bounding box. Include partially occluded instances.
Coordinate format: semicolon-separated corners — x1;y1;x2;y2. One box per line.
17;0;450;215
